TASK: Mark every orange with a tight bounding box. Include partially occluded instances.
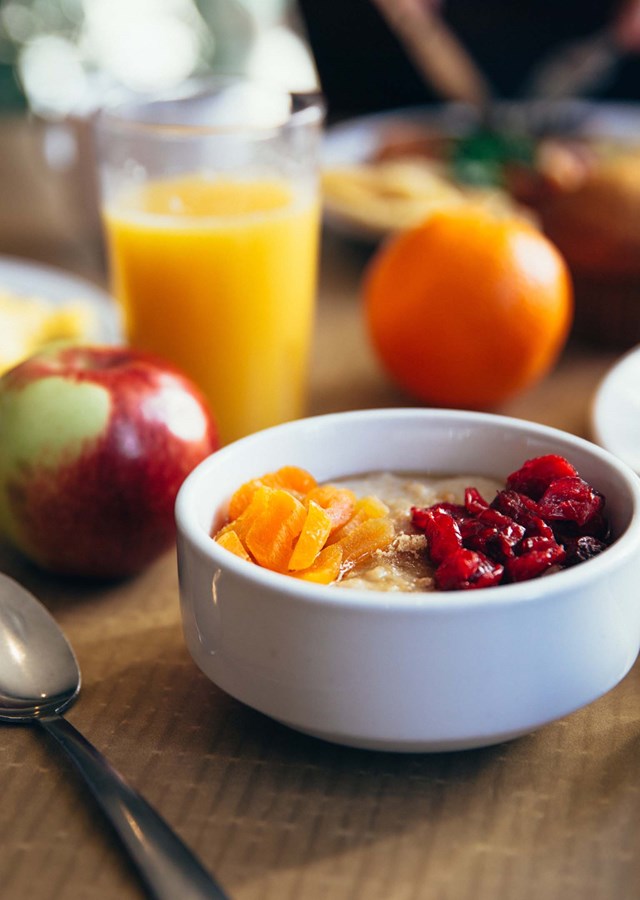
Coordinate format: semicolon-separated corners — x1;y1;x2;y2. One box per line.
363;206;573;409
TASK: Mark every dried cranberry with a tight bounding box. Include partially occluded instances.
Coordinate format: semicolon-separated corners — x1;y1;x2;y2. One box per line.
411;503;465;530
465;487;489;515
476;505;521;532
552;509;611;542
414;508;462;565
411;506;431;531
562;535;609;567
506;539;565;582
537;476;604;527
460;513;525;560
412;454;610;592
580;509;610;542
518;536;566;560
435;548;504;590
460;522;508;561
481;509;525;551
506;455;579;500
491;489;555;539
459;518;497;552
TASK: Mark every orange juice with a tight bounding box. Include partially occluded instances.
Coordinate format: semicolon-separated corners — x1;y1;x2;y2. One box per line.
104;175;320;444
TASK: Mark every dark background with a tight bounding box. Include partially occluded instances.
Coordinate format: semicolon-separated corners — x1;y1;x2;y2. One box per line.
298;0;640;120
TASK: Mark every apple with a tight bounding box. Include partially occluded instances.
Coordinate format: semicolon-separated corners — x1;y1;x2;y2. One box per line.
0;345;219;579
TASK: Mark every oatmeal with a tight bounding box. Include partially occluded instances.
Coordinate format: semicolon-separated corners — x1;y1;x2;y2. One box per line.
213;456;611;592
333;472;502;592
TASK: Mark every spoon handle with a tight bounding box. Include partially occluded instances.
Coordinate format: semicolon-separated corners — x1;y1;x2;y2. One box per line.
38;714;230;900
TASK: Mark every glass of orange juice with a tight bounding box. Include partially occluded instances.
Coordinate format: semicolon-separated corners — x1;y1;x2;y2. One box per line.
95;80;324;445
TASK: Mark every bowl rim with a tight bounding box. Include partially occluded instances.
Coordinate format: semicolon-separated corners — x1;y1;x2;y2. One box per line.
176;408;640;614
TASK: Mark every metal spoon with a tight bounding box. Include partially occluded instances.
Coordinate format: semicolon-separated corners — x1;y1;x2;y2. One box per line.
0;572;229;900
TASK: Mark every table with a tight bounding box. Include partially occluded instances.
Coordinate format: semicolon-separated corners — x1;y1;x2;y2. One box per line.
1;115;638;900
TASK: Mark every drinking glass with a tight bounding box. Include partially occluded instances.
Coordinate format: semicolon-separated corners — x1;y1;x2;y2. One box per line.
95;80;324;445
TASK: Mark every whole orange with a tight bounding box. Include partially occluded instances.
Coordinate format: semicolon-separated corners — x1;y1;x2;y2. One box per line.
364;206;573;409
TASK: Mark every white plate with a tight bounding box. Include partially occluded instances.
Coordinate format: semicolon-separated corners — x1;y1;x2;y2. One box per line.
323;100;640;167
321;103;471;242
591;346;640;475
0;254;121;343
321;100;640;241
322;103;471;168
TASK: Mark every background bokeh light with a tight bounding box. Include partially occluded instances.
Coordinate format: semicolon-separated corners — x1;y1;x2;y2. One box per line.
0;0;318;117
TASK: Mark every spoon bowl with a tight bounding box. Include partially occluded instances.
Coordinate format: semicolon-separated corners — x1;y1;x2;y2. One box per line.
0;572;229;900
0;575;79;720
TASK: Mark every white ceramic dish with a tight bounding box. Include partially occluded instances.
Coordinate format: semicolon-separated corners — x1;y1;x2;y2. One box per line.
176;408;640;752
0;254;121;343
323;100;640;170
591;345;640;475
322;100;640;242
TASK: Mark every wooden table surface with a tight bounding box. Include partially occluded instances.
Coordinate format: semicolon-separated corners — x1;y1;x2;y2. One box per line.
1;115;639;900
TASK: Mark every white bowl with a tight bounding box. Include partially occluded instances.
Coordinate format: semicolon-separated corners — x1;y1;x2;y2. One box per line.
175;409;640;752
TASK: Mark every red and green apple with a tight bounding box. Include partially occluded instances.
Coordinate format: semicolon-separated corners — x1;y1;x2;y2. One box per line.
0;345;219;578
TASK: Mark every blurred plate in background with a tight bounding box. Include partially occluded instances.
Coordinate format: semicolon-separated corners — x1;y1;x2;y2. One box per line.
0;254;121;344
321;100;640;243
591;346;640;475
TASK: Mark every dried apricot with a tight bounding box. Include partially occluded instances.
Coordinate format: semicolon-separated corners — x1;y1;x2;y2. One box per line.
218;487;270;542
289;500;333;571
327;495;389;545
215;469;402;587
307;485;356;531
244;487;306;572
335;517;396;571
274;466;318;494
228;466;317;519
228;478;265;520
293;545;344;584
216;530;251;561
